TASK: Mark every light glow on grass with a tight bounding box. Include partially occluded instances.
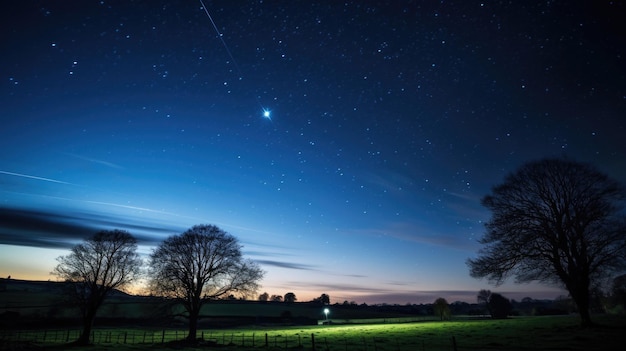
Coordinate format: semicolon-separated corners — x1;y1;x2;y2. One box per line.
5;316;624;350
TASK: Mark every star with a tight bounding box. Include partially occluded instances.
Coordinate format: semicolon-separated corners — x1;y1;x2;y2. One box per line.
262;109;271;120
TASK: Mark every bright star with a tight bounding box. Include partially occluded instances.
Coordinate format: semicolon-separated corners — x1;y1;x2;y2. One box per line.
263;109;271;120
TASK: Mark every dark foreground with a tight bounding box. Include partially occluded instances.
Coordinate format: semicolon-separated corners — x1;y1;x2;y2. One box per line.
1;314;625;351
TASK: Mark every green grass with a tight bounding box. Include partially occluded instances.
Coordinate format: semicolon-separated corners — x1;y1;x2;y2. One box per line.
1;315;624;350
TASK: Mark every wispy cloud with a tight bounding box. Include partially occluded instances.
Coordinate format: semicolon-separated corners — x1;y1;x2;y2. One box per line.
64;153;124;169
84;200;180;216
0;170;71;185
344;221;478;251
281;281;563;304
361;170;415;197
0;206;181;249
256;260;318;271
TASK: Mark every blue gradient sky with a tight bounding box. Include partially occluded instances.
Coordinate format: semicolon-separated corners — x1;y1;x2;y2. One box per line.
1;1;624;304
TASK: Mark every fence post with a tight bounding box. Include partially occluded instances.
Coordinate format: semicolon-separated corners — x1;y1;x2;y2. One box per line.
161;329;165;344
311;333;315;350
265;333;268;347
451;336;457;351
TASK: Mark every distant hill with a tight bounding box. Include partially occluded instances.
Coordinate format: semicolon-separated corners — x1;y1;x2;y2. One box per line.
0;278;571;329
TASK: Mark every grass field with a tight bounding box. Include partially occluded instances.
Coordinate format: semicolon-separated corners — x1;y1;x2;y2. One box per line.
1;314;624;350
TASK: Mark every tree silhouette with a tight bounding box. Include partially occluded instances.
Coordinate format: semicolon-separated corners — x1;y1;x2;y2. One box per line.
476;289;492;315
488;293;512;319
53;229;142;345
611;274;626;309
433;297;450;320
312;293;330;305
284;292;297;303
467;158;626;326
149;224;264;341
258;292;269;301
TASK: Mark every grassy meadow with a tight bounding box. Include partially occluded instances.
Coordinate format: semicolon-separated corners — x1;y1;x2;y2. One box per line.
2;280;625;350
2;315;625;350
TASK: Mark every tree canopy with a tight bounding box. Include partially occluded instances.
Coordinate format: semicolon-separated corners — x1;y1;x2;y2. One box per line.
284;292;297;303
487;293;512;319
53;229;142;345
433;297;450;320
149;224;264;341
467;158;626;326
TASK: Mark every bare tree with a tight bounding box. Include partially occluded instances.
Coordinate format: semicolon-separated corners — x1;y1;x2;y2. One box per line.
477;289;491;315
53;229;142;345
149;224;264;341
467;158;626;326
433;297;450;320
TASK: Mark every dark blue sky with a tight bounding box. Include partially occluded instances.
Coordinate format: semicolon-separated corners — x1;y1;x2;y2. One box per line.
1;0;624;304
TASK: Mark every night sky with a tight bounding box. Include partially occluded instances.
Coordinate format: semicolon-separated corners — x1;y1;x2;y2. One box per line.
1;1;625;304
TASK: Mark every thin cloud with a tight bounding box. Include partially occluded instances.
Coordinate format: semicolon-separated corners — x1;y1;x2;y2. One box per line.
256;260;318;271
361;170;415;197
345;221;478;251
64;153;124;169
84;200;181;216
0;170;71;185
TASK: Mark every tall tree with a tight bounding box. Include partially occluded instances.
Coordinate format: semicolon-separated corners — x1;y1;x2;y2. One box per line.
53;229;142;345
149;224;264;341
467;158;626;327
433;297;450;321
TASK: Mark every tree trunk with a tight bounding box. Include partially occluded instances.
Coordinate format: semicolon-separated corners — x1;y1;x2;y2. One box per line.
571;285;593;327
579;305;593;327
74;309;96;345
187;308;199;341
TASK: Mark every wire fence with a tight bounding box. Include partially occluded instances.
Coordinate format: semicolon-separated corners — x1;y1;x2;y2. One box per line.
0;327;459;350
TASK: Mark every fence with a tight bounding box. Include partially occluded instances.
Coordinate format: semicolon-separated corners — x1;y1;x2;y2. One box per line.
0;327;460;350
0;329;312;348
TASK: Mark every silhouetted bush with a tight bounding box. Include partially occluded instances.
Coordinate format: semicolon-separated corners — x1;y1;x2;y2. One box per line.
489;293;512;319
